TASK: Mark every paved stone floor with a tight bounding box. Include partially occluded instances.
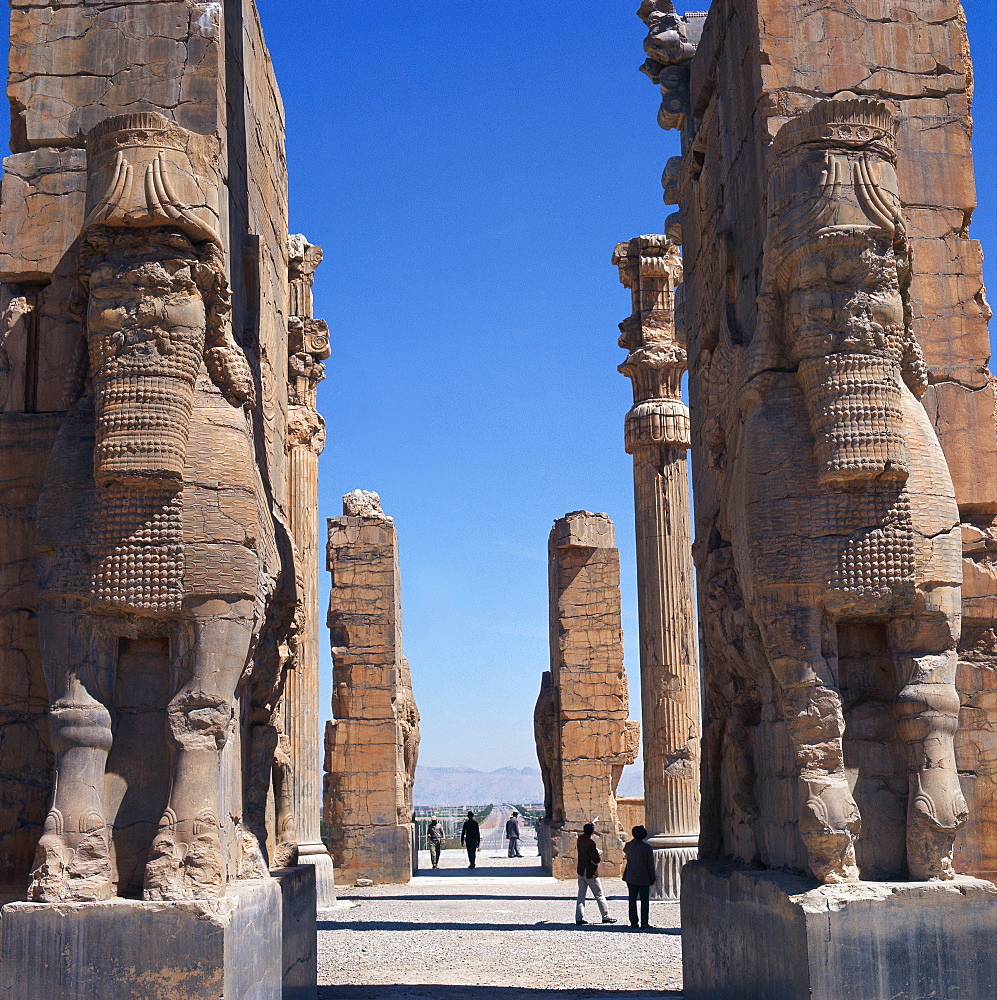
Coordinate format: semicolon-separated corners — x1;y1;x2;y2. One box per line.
317;847;684;1000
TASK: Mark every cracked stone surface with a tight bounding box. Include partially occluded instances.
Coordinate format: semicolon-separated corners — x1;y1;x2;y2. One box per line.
640;0;996;885
325;495;421;885
535;513;639;880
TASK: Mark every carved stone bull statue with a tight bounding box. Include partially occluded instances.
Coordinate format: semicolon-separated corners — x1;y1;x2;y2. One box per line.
29;113;298;902
709;100;967;883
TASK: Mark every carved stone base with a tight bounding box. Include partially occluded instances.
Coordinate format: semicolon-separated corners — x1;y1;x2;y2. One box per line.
681;860;997;1000
297;841;338;909
646;837;697;900
0;878;284;1000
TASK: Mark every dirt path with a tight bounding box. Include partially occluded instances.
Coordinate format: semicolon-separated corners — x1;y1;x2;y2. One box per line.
318;851;683;1000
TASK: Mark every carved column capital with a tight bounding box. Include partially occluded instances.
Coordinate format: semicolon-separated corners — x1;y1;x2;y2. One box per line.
614;235;689;453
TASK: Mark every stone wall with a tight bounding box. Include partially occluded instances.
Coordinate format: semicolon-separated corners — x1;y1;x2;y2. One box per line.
324;492;420;885
645;0;994;881
537;511;639;879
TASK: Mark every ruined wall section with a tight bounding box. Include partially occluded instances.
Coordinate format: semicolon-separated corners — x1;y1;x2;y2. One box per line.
677;0;995;878
541;512;639;880
324;492;420;885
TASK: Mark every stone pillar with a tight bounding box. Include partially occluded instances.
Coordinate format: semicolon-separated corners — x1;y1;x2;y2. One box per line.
539;511;639;879
284;235;336;907
324;491;420;885
613;234;700;900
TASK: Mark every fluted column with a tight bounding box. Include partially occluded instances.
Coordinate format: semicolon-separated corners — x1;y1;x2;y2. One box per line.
284;235;337;905
614;234;700;900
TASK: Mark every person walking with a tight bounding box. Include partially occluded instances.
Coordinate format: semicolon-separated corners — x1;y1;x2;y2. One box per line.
505;811;523;858
622;825;657;929
575;823;617;926
460;810;480;869
426;817;444;869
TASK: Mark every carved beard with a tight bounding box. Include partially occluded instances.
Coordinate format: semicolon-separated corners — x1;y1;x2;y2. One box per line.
788;236;910;489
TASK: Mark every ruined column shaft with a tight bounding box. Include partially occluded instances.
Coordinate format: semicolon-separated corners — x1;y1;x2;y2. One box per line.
287;443;321;844
284;237;334;903
632;443;699;842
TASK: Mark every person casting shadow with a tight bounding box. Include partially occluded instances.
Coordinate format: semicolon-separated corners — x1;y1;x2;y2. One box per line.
461;810;480;869
622;825;656;929
575;822;617;925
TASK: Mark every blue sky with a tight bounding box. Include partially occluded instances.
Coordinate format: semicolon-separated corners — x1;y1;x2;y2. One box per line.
264;1;995;772
1;4;993;776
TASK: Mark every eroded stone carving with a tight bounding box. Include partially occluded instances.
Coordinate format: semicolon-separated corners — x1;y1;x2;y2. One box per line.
704;99;966;883
637;1;700;132
28;112;296;903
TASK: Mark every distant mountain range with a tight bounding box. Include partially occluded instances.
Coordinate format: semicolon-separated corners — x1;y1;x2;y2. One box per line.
414;764;644;806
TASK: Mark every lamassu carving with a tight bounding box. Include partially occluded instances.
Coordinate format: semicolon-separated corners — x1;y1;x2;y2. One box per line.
29;113;297;902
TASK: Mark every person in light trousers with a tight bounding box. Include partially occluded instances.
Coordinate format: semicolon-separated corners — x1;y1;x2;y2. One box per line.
574;823;617;925
426;817;444;869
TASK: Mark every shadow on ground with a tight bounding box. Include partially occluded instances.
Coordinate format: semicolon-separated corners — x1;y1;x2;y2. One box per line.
413;865;549;878
318;920;680;934
319;988;682;1000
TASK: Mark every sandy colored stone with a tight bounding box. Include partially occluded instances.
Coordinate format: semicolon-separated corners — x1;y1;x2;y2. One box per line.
536;511;638;880
0;0;318;920
283;235;336;905
639;1;995;888
614;234;700;900
324;494;420;885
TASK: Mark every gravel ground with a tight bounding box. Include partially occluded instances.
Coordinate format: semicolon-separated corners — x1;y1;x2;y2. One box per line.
317;849;683;1000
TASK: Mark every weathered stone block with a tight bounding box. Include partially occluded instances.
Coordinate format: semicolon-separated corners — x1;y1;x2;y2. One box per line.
0;877;282;1000
272;865;317;1000
682;861;997;1000
0;149;85;280
923;379;997;514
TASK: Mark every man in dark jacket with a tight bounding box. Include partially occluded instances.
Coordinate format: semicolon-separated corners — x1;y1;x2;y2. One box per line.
622;825;657;929
505;811;523;857
460;810;480;869
574;823;617;925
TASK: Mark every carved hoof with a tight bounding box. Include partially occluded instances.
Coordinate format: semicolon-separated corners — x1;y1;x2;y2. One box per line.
28;826;114;903
144;810;225;900
801;779;861;884
907;771;968;881
272;840;299;869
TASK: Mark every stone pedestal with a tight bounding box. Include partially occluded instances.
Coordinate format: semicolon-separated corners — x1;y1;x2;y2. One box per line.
681;861;997;1000
272;865;318;1000
648;835;697;900
0;878;283;1000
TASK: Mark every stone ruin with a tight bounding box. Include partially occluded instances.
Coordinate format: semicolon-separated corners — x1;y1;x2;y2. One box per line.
0;1;323;996
535;511;639;879
635;1;997;996
325;491;421;885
